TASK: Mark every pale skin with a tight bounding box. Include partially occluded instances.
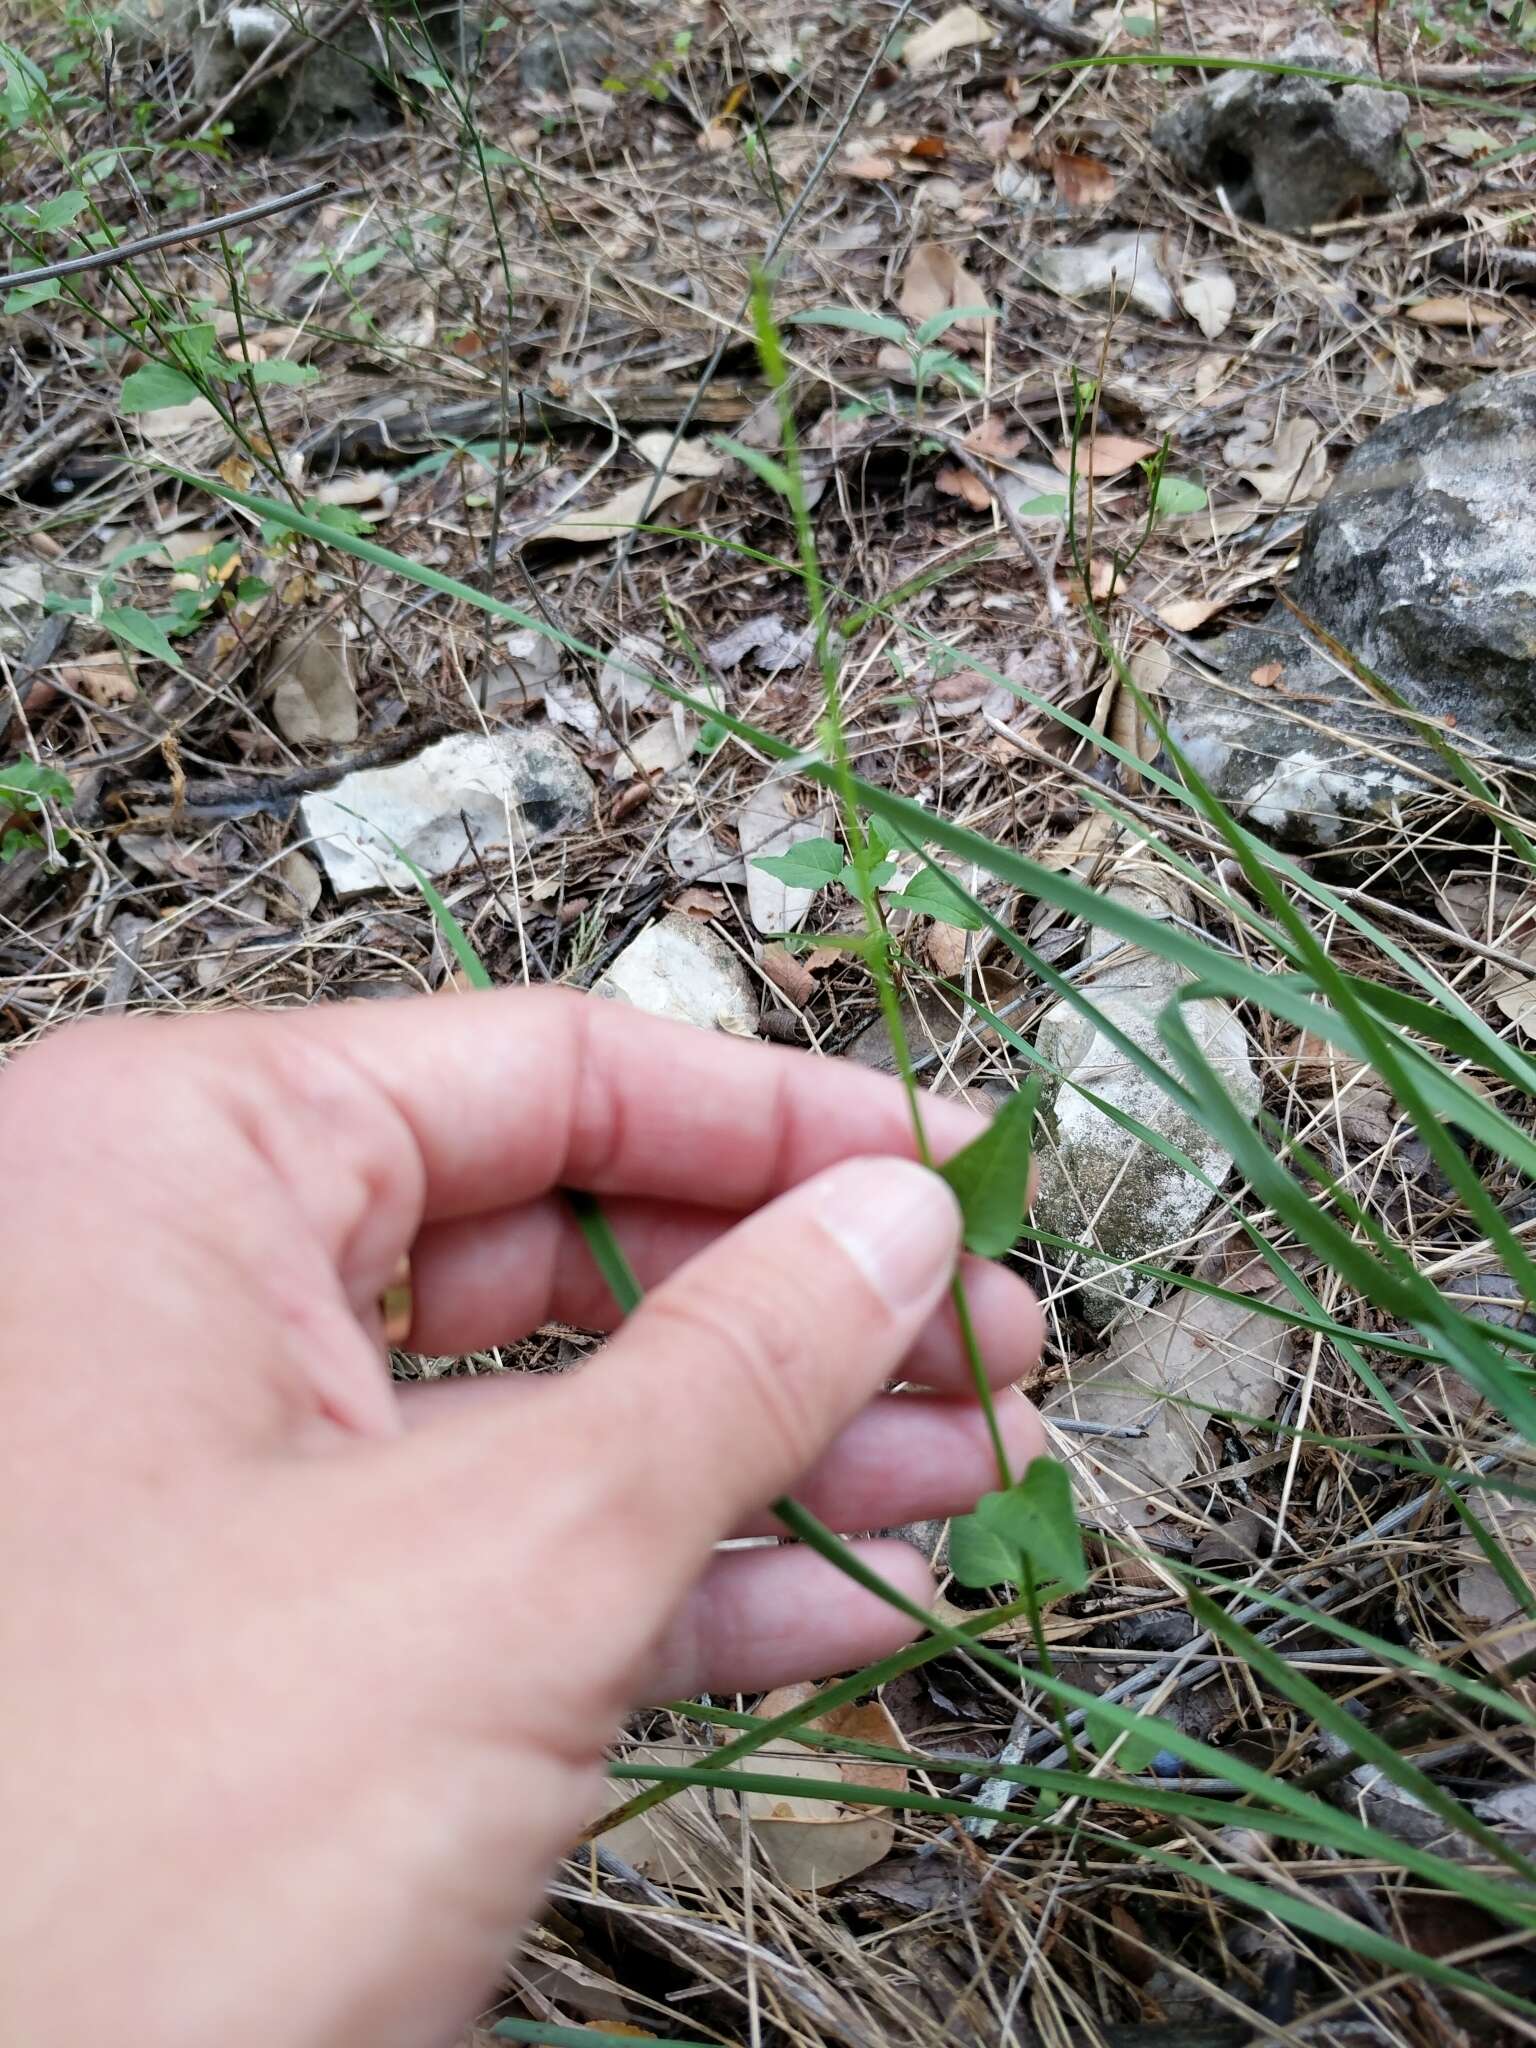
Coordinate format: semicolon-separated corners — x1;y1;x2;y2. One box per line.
0;987;1045;2048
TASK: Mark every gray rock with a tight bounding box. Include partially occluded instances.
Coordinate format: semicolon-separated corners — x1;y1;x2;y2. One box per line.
120;0;470;153
475;627;562;711
1166;373;1536;847
0;559;45;661
518;0;611;93
1153;24;1424;233
593;913;758;1035
1033;890;1259;1326
300;728;592;897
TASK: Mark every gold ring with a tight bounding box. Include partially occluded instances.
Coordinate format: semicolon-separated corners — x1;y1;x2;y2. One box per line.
379;1252;414;1348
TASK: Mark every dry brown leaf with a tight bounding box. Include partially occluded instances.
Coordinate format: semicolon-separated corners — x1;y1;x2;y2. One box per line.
926;918;970;976
1227;416;1329;505
761;941;815;1007
1181;263;1236;340
727;1685;908;1889
1107;681;1147;791
1487;937;1536;1034
1249;661;1284;689
274;848;322;919
156;527;222;564
966;413;1026;463
974;114;1017;158
1455;1488;1536;1674
1157;595;1225;632
1405;296;1510;330
1281;1028;1369;1093
536;440;723;545
902;3;996;71
1030;809;1118;878
135;395;222;445
61;653;136;707
897;240;990;349
1051;150;1115;207
934;462;991;510
1129;637;1172;718
1044;1288;1288;1531
842;150;897;179
1052;433;1157;478
591;1741;738;1888
670;886;728;919
268;618;360;745
313;470;397;511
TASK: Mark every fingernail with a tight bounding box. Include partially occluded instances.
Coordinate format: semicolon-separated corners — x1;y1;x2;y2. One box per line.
812;1157;962;1312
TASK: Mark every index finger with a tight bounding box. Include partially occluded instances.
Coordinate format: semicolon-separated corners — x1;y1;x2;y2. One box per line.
297;984;988;1222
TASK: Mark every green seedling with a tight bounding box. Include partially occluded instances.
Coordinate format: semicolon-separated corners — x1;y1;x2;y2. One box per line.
0;758;73;862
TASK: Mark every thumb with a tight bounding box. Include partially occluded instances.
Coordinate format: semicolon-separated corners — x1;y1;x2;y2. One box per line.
562;1155;964;1569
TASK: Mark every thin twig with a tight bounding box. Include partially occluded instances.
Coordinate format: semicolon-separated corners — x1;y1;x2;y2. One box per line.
0;181;332;293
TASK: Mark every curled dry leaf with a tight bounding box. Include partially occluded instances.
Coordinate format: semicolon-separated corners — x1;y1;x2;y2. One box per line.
61;653;136;707
534;438;724;545
591;1739;740;1889
1404;296;1510;330
1024;231;1176;321
1052;433;1157;479
1051;151;1116;207
1181;263;1237;340
313;470;396;511
1225;416;1329;506
269;617;360;745
1157;595;1226;632
1487;935;1536;1034
902;3;996;71
935;463;990;510
926;917;970;977
724;1684;909;1890
843;150;898;179
897;240;991;349
1454;1487;1536;1674
761;941;815;1008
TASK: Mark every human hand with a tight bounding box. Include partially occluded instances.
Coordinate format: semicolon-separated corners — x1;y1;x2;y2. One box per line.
0;988;1043;2048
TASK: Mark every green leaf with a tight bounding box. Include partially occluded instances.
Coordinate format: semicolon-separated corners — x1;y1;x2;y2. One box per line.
939;1075;1043;1257
166;320;222;373
989;1457;1089;1589
894;864;986;929
914;304;994;346
749;836;845;889
243;358;320;387
715;434;795;499
120;362;201;413
1151;474;1208;516
4;279;59;312
27;188;86;232
947;1509;1019;1589
0;758;72;808
912;346;982;395
949;1460;1087;1593
1124;13;1157;31
308;501;373;536
789;306;910;344
99;605;181;668
1013;491;1069;517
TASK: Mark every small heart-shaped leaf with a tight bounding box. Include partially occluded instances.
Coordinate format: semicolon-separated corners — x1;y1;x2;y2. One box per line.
939;1075;1042;1256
